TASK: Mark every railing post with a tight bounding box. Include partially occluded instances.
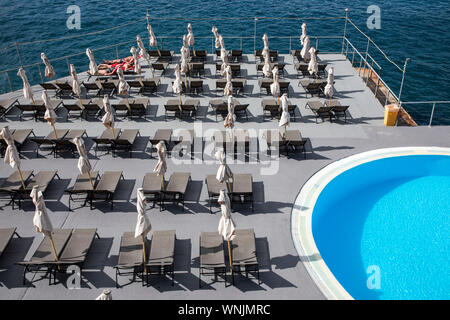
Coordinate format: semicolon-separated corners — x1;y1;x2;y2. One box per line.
315;37;319;51
115;45;119;60
6;71;13;92
240;37;243;51
345;40;349;59
398;58;410;104
351;49;355;66
364;38;370;68
37;64;44;84
289;37;292;53
341;8;349;54
429;103;436;126
211;37;214;54
254;17;258;55
65;57;71;74
15;42;24;68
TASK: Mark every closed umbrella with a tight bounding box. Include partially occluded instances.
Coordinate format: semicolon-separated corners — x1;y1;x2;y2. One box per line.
308;47;318;80
1;126;25;189
86;48;99;82
324;67;335;104
218;35;225;50
42;90;58;139
301;36;310;61
224;65;233;96
220;59;228;78
70;64;83;111
173;64;183;107
137;35;154;78
41;53;55;79
217;190;235;273
262;52;272;78
212;26;220;49
17;68;34;104
72;136;94;190
279;93;290;139
180;44;190;90
262;33;269;59
215;149;233;193
101;95;115;137
31;185;59;269
224;95;235;140
96;289;112;300
117;67;130;111
187;23;195;55
300;23;307;46
135;188;151;273
130;46;142;82
147;22;159;56
220;47;228;65
270;66;280;105
153;141;167;191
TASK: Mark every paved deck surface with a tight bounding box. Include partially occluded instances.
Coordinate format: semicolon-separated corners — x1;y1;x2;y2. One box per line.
0;53;448;299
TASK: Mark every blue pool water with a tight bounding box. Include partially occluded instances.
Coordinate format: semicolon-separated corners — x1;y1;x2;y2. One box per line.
312;155;450;300
0;0;449;124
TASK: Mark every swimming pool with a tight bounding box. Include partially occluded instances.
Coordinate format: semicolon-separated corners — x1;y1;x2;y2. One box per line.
291;147;450;300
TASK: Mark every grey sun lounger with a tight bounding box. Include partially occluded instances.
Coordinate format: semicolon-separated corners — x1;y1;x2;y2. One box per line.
161;172;191;212
92;128;122;157
306;101;334;122
55;81;74;98
129;98;149;119
142;172;163;207
39;82;60;95
205;175;227;213
0;128;34;156
31;129;69;157
325;100;350;123
231;174;254;212
16;100;45;121
299;79;327;97
0;98;18;119
114;232;146;288
65;171;99;211
14;170;60;208
265;129;307;158
15;228;73;285
0;228;21;259
53;129;88;158
149;129;172;157
111;129;140;157
139;78;160;95
48;228;100;285
0;170;33;208
62;99;90;120
231;228;260;285
151;63;169;77
145;230;176;286
89;171;124;210
199;232;227;287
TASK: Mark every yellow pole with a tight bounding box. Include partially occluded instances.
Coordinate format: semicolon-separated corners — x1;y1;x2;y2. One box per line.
87;171;95;190
161;174;165;191
17;167;26;190
284;125;287;140
111;127;115;139
142;235;147;273
49;234;60;271
51;123;58;140
32;97;36;105
227;239;233;274
227;180;232;194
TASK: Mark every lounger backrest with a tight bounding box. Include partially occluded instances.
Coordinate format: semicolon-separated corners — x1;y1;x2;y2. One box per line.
95;171;122;193
117;232;143;267
58;229;97;264
232;174;253;195
30;229;73;262
200;232;225;267
148;230;176;266
166;172;190;194
12;129;33;145
25;171;58;192
0;228;17;257
142;172;162;193
71;172;99;192
232;229;258;265
116;129;138;144
205;175;225;196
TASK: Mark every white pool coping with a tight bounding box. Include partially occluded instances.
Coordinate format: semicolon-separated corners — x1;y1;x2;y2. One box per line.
291;146;450;300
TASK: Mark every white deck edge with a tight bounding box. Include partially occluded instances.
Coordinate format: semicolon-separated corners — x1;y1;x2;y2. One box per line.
291;146;450;300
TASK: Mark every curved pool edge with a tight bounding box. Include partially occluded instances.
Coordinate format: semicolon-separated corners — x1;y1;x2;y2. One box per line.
290;146;450;300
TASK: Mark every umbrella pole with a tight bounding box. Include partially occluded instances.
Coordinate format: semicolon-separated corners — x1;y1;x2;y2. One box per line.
17;167;26;190
87;171;95;190
227;180;232;194
142;235;147;273
148;58;154;78
51;123;58;140
227;239;233;274
111;127;115;138
49;234;60;271
31;97;36;105
161;174;165;191
284;125;287;140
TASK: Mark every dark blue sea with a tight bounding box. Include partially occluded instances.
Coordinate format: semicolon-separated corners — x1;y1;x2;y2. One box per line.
1;0;449;125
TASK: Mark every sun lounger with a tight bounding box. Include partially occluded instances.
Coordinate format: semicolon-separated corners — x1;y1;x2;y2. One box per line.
142;172;162;207
231;174;254;212
190;49;207;62
65;171;99;211
265;129;307;158
0;128;34;156
16;100;45;121
209;99;228;121
111;129;140;157
48;228;100;284
180;99;200;120
151;63;169;77
189;62;205;77
215;63;240;77
126;79;143;94
306;101;333;122
53;129;88;158
149;129;172;157
89;171;124;210
62;99;89;120
84;98;103;119
231;229;260;285
189;79;203;95
82;81;102;97
112;99;130;118
0;228;21;259
54;81;75;98
258;78;289;96
255;49;278;62
98;80;117;96
299;79;327;97
34;100;62;121
139;77;160;95
325;100;350;123
114;232;145;288
0;98;18;119
199;232;227;287
39;82;60;96
291;49;304;63
231;50;243;62
129;98;149;119
92;128;122;157
164;100;181;120
172;129;198;159
214;130;250;157
161;172;191;212
234;101;250;121
14;170;60;208
205;175;227;213
15;228;73;285
31;129;69;157
216;79;247;96
0;170;33;208
145;230;176;286
148;50;174;63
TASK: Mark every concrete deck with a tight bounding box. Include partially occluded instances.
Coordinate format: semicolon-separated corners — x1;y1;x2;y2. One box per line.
0;53;448;300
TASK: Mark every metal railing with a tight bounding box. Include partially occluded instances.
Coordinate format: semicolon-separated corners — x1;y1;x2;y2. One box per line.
400;101;450;126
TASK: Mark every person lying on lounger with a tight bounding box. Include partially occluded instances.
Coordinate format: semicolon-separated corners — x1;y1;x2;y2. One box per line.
96;60;135;75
